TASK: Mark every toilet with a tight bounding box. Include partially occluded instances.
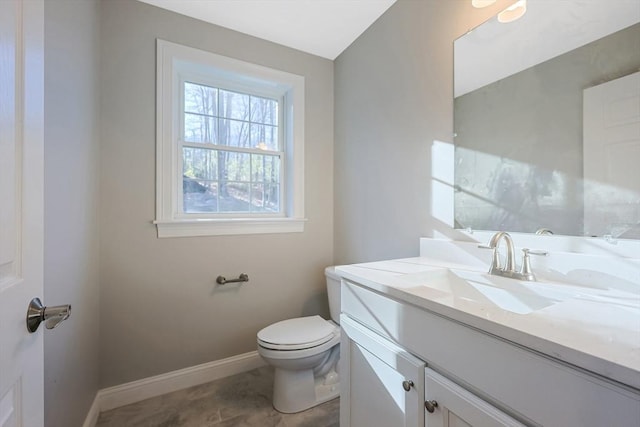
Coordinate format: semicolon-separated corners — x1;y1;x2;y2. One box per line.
257;266;341;413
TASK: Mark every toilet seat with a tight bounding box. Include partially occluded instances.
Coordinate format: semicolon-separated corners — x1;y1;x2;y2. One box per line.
257;315;337;351
257;331;340;360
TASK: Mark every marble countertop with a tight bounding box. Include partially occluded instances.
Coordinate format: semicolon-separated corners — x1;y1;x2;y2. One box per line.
336;257;640;390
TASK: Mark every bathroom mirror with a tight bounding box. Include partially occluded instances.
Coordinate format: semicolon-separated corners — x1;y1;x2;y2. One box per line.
453;1;640;238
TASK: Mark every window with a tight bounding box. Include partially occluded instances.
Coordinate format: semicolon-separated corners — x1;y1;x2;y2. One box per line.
182;83;281;214
155;40;305;237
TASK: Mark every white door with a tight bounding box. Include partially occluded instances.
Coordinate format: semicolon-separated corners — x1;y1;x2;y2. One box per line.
583;71;640;238
340;315;425;427
0;0;45;426
424;368;525;427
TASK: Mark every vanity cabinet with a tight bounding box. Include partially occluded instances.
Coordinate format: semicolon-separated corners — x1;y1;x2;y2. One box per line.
341;314;522;427
339;277;640;427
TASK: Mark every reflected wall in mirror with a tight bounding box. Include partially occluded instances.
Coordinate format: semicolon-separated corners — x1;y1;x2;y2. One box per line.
454;0;640;238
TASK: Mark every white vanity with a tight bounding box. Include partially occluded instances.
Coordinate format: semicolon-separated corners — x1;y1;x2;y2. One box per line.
337;238;640;427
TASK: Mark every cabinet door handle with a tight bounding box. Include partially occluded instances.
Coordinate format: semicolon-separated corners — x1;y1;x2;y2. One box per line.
402;380;414;391
425;400;438;413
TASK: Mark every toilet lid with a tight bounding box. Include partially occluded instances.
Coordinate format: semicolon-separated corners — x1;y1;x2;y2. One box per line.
257;315;336;350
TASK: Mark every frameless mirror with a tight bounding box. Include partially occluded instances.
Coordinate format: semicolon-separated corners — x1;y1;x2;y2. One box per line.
454;0;640;238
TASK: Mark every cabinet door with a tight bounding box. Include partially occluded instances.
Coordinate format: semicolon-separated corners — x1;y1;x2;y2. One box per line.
424;368;526;427
341;315;425;427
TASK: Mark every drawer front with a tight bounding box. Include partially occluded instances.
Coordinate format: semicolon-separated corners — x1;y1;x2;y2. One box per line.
342;279;640;427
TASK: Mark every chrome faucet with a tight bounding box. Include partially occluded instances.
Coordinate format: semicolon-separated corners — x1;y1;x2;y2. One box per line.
479;231;547;281
485;231;516;275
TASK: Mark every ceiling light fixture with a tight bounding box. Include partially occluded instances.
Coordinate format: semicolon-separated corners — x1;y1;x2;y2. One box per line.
472;0;497;8
498;0;527;23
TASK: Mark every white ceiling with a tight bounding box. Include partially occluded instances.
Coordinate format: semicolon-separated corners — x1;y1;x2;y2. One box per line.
137;0;397;60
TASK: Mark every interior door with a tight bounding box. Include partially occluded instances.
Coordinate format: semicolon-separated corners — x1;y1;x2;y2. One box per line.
0;0;45;426
583;71;640;238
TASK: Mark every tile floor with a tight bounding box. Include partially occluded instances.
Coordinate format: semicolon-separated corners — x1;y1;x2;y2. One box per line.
96;366;339;427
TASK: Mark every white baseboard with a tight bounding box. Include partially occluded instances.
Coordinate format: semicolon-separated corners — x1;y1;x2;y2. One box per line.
81;396;101;427
82;351;266;426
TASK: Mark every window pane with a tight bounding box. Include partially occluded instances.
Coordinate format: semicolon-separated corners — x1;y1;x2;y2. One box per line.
251;184;266;211
249;184;278;212
219;119;250;148
219;90;250;121
251;154;280;183
184;82;217;116
264;183;280;212
184;113;217;143
251;123;278;151
220;182;250;212
251;96;278;125
183;181;218;213
183;147;218;181
222;151;250;182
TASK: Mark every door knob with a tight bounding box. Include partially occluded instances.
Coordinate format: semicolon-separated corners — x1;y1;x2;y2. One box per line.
402;380;414;391
26;297;71;333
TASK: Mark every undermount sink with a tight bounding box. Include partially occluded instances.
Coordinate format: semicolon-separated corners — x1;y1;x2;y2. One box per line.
449;269;573;314
396;268;572;315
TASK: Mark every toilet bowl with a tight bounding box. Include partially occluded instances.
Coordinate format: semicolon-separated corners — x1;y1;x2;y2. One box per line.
256;267;341;413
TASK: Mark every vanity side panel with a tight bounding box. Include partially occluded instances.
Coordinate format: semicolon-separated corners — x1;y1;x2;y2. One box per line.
342;280;640;427
341;316;425;427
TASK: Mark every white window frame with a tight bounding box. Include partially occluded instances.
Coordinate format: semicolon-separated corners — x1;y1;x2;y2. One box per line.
154;40;305;238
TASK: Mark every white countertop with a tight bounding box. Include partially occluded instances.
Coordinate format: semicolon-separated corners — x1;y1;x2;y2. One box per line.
337;257;640;390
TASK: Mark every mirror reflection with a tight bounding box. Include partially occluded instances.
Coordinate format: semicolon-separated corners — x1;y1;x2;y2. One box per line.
454;1;640;238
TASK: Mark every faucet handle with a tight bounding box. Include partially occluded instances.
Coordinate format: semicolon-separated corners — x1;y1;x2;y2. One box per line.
523;248;548;257
478;244;501;272
519;248;547;281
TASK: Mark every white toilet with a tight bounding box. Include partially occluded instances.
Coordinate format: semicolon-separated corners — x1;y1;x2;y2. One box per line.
257;266;341;413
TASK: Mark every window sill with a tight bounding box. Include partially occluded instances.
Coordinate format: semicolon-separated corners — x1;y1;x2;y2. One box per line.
153;218;307;238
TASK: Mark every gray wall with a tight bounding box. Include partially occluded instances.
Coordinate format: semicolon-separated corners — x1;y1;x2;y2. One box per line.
44;0;101;426
99;0;334;387
334;0;515;264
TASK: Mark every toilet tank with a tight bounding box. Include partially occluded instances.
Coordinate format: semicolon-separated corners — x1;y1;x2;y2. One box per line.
324;266;342;324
